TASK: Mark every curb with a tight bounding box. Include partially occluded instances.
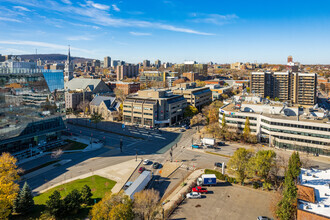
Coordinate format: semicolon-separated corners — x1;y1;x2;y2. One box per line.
165;162;183;178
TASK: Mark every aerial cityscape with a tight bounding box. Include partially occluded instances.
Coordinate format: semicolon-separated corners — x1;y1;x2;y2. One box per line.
0;0;329;220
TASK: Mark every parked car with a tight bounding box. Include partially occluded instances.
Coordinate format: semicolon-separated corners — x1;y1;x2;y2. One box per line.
186;192;201;199
217;141;225;146
206;145;214;149
123;181;133;190
138;167;145;173
153;162;160;169
214;162;226;168
257;216;270;220
192;186;208;193
143;159;150;165
192;144;201;149
180;128;185;132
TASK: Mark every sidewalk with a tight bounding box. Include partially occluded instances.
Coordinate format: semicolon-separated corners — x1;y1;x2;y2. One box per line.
34;158;142;194
162;169;204;211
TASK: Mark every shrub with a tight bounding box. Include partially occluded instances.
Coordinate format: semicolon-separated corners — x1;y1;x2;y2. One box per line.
263;182;273;191
252;182;260;189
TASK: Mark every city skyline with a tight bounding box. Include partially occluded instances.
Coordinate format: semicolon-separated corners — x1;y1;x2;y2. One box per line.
0;0;330;64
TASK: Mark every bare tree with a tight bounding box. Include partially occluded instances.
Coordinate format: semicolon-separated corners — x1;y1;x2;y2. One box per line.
77;100;90;115
51;149;63;159
133;189;161;220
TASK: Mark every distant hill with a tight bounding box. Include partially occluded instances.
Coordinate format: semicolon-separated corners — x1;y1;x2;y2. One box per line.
14;54;94;63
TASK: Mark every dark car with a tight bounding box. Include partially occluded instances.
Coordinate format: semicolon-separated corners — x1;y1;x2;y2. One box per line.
217;141;225;146
138;167;145;173
214;162;226;168
153;162;160;169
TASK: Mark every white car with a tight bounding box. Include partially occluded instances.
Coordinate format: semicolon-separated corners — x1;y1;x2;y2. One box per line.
143;159;150;165
186;192;201;199
123;181;133;190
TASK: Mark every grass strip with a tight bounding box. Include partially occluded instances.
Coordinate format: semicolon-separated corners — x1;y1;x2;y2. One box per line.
22;160;60;176
205;151;232;158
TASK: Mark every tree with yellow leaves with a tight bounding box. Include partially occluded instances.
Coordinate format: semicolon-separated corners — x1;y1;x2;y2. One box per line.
90;192;133;220
0;152;20;219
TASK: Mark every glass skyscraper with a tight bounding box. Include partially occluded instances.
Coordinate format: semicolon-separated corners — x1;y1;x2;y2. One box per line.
0;66;66;158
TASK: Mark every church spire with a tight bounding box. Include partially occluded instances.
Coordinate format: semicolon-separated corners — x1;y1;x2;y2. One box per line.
67;45;71;63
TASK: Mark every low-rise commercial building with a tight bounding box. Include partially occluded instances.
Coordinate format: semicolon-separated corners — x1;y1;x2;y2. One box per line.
123;89;187;127
219;100;330;156
172;82;212;110
297;168;330;220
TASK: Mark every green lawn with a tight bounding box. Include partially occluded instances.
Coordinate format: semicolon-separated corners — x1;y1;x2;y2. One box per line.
63;139;88;150
34;175;116;205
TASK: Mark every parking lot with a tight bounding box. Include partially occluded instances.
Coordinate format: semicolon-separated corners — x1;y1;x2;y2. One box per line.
170;182;274;220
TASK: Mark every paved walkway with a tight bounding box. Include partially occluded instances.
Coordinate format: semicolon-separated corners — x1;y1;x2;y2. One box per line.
163;169;204;211
161;162;182;178
35;158;142;194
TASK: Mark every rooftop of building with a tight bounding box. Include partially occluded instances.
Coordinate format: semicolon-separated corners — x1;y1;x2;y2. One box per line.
298;168;330;218
90;95;119;111
64;78;104;91
126;89;185;101
107;81;140;85
221;99;330;124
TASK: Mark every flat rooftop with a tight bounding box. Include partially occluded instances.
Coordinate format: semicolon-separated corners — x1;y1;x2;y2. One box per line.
221;102;330;124
298;169;330;218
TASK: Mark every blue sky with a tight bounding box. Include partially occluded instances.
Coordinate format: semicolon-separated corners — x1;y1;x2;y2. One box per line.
0;0;329;64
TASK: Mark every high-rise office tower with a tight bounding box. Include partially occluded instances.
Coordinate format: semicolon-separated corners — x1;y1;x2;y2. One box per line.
143;60;150;67
104;56;111;68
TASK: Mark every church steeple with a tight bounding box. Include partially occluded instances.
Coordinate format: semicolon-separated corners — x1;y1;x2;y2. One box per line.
67;45;71;63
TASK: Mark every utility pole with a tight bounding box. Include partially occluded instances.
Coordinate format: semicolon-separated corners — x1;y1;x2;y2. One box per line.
120;139;123;152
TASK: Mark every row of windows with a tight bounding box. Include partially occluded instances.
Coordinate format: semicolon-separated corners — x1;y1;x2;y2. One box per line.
261;125;330;139
261;119;330;132
221;114;257;121
225;119;256;127
274;135;328;146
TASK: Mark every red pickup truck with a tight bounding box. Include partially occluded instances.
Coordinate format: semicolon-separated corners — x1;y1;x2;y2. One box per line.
192;186;208;193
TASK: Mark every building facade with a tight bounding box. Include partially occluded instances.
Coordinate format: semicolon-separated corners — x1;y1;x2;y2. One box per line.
219;102;330;156
64;47;74;81
90;96;120;121
104;56;111;68
250;71;317;105
108;81;140;95
172;82;212;110
116;64;139;80
123;89;187;127
174;63;207;76
0;67;66;159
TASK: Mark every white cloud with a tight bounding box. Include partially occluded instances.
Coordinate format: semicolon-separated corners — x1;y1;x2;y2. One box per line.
112;4;120;12
190;13;239;25
67;36;92;40
13;6;31;12
0;17;22;23
1;0;213;35
0;40;90;53
86;1;110;10
61;0;72;4
129;32;151;36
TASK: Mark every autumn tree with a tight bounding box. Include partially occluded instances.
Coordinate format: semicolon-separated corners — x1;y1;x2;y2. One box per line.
190;113;207;127
0;152;20;219
195;80;206;87
227;148;254;184
133;189;161;220
250;150;276;182
184;105;198;118
91;192;133;220
243;117;251;140
172;78;187;86
114;88;126;103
